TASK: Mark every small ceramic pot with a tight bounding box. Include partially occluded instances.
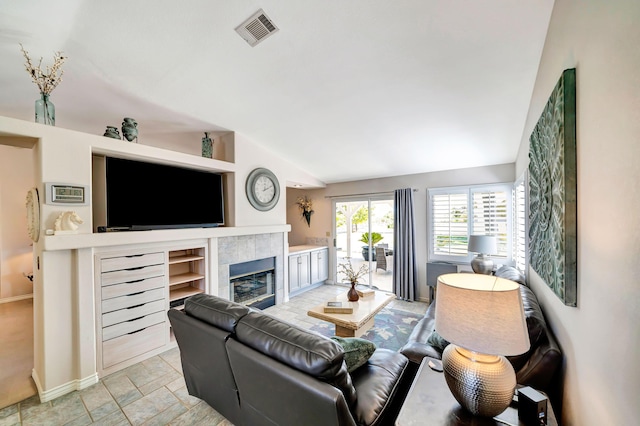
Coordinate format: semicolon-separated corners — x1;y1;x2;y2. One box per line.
122;117;138;142
103;126;121;139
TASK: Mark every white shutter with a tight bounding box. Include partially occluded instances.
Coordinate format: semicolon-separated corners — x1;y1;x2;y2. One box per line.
514;178;527;272
428;183;513;263
431;192;468;257
471;188;510;259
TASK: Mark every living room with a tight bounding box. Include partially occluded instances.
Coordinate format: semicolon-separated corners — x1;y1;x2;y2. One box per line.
0;1;639;425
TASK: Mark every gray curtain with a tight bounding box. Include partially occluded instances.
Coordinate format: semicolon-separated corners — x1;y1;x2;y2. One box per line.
393;188;417;301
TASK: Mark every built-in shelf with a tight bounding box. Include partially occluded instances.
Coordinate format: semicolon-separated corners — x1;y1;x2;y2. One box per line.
169;286;205;302
168;247;206;308
169;272;205;287
169;254;205;264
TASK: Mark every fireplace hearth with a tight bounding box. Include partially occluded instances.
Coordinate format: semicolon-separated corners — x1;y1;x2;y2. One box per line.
229;257;275;310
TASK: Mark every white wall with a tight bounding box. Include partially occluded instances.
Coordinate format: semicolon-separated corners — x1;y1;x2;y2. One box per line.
514;1;640;424
287;164;514;302
234;132;324;227
287;187;332;246
0;144;34;300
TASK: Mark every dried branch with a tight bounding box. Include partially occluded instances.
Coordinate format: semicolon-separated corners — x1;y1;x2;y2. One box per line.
19;43;66;95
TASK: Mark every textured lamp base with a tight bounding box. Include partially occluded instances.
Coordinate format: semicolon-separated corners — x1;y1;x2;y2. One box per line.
442;345;516;417
471;254;494;275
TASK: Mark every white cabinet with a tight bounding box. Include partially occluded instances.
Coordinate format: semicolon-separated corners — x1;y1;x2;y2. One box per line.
95;244;207;376
96;250;168;374
288;246;328;295
289;252;310;292
311;248;329;284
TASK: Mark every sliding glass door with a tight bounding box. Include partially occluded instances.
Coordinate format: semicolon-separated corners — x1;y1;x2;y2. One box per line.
334;196;394;292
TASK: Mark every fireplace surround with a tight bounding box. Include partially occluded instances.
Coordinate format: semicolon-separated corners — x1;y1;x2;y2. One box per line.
217;233;285;306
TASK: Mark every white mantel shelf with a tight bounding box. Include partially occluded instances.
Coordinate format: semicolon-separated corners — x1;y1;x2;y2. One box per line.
42;224;291;251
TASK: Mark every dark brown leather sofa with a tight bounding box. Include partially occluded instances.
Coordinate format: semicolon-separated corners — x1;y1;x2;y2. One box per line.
168;293;413;426
400;266;562;402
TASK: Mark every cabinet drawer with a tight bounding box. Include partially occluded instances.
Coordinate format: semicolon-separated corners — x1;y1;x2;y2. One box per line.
101;276;165;300
102;299;165;330
101;252;165;273
103;311;165;341
102;287;165;314
101;264;165;287
102;323;166;368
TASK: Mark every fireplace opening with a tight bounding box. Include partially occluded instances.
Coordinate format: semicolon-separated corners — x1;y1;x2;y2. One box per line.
229;257;275;310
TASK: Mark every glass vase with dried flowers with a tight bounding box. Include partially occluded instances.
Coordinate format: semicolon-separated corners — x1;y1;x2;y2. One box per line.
20;44;66;126
338;258;369;301
296;195;314;227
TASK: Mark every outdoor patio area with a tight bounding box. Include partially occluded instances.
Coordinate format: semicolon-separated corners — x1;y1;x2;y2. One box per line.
337;252;394;293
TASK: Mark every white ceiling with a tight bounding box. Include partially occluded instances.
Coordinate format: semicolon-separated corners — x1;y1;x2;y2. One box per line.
0;0;554;184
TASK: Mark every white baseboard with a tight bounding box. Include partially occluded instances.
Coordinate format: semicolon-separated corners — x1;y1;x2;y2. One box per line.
32;368;99;403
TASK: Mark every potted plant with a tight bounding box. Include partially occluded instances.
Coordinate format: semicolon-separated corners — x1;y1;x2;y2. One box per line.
359;232;383;261
337;258;369;301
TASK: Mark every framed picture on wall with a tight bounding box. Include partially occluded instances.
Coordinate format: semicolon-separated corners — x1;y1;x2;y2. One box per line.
528;68;577;307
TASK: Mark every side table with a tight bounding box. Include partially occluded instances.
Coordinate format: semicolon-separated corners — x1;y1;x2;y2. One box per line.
396;359;558;425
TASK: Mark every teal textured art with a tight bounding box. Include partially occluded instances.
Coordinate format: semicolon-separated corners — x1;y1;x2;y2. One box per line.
528;68;577;306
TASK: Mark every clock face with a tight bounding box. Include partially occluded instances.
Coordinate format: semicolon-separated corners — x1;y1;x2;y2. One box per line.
254;175;276;203
246;168;280;211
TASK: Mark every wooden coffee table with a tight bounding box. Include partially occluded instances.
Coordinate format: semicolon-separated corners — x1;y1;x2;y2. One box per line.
307;290;396;337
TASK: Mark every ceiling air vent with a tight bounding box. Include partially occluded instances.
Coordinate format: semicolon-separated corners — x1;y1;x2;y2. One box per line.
235;9;279;47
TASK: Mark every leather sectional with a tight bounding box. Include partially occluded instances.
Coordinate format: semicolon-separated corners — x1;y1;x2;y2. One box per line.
400;266;563;407
168;293;413;426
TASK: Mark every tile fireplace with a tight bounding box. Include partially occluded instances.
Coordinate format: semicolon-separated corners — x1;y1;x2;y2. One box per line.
217;233;285;307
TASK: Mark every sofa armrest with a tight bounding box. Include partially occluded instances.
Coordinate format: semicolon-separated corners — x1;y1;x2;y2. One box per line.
515;333;562;392
399;305;442;364
350;349;412;426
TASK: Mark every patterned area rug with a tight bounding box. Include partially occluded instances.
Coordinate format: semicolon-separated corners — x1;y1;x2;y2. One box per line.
309;308;424;351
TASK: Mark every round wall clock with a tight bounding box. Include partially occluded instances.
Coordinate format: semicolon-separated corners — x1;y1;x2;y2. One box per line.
26;187;40;242
246;168;280;211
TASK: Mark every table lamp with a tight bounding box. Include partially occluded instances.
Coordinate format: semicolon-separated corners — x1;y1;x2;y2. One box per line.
435;273;530;417
467;235;497;274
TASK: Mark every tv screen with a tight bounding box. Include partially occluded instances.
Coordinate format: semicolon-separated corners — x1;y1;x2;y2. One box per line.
105;157;224;230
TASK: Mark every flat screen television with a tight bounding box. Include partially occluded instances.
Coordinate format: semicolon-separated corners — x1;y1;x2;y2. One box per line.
104;156;224;231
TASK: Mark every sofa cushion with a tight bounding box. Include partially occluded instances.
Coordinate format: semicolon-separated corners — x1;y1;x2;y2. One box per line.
184;293;250;333
236;311;357;406
331;336;377;373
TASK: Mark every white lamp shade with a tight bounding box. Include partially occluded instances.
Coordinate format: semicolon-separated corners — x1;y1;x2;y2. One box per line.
435;273;530;356
467;235;497;254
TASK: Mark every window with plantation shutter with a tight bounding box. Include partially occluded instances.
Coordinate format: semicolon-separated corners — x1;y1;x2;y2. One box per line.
514;177;527;273
428;184;513;264
431;191;468;257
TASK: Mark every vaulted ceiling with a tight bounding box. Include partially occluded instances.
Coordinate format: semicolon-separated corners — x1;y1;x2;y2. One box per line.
0;0;554;184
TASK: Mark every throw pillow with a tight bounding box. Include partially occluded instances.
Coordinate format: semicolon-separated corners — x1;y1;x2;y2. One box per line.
427;330;450;352
331;336;376;373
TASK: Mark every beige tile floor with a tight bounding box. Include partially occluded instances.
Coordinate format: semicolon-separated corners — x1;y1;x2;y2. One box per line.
0;284;427;426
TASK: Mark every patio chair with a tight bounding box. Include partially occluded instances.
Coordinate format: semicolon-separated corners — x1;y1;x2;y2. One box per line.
375;247;388;272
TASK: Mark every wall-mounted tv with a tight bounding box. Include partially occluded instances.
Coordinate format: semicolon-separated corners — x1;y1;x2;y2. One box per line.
102;156;224;231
